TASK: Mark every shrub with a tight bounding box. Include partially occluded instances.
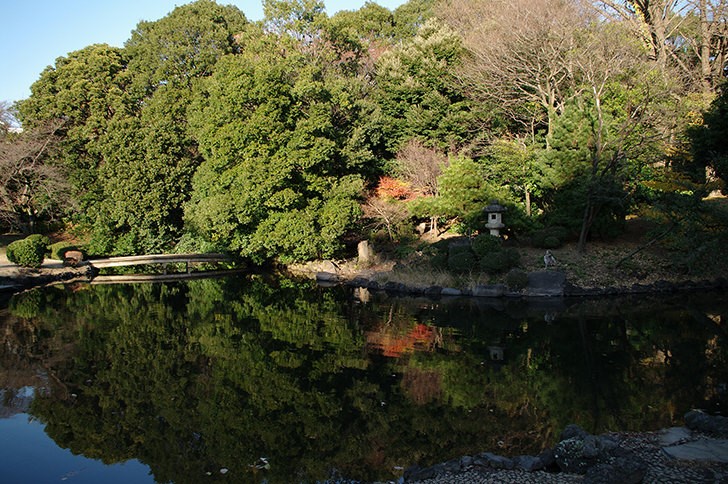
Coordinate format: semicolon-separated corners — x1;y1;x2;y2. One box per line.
449;250;477;273
505;268;529;290
471;233;502;258
430;251;449;270
49;241;81;260
26;234;50;249
531;226;569;249
448;243;477;273
479;248;520;273
542;236;561;249
6;235;49;268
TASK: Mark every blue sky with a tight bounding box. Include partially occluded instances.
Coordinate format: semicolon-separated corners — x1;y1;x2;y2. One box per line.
1;0;406;105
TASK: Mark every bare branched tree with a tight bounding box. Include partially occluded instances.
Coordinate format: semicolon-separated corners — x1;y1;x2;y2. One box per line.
394;139;449;234
592;0;728;92
438;0;594;140
394;138;448;196
0;101;17;137
362;197;411;241
592;1;688;66
0;119;72;233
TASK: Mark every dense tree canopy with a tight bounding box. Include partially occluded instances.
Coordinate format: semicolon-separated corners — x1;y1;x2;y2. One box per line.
184;22;366;262
4;0;727;261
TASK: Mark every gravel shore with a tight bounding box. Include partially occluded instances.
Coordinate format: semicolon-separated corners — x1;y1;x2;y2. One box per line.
405;429;728;484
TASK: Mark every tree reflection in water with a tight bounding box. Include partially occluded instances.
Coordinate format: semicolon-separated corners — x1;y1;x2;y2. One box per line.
0;277;726;483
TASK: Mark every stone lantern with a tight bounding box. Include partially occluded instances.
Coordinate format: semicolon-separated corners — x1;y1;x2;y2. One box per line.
484;200;506;236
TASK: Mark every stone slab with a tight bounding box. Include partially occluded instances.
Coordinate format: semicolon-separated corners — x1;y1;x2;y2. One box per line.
660;427;692;446
662;439;728;463
526;271;566;297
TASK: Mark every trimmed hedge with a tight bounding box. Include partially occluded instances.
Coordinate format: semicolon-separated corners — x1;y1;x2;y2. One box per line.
49;241;82;261
479;248;520;273
505;268;529;290
471;233;502;258
448;243;477;273
531;226;570;249
6;235;50;268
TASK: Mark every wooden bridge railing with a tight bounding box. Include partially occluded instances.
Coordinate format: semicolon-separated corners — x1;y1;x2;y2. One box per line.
88;253;231;271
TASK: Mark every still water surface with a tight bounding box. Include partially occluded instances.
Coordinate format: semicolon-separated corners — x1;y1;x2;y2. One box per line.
0;275;726;483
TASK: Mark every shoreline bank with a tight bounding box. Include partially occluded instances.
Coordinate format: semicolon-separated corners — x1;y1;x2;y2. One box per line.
401;411;728;484
284;259;728;300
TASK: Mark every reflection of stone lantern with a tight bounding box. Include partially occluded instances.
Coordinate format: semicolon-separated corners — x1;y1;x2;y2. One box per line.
487;345;504;361
484;200;506;236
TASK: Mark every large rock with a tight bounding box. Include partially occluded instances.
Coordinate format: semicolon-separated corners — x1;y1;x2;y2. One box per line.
685;409;728;437
473;452;515;470
63;250;84;267
554;434;618;473
659;426;692;446
315;272;338;283
552;424;646;480
583;456;648;484
526;271;566;296
560;423;589;441
357;240;374;266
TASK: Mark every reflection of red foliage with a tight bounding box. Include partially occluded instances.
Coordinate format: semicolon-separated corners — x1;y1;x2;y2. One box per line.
366;323;438;358
375;176;415;201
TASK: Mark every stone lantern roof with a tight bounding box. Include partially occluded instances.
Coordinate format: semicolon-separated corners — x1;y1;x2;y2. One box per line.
484;200;506;213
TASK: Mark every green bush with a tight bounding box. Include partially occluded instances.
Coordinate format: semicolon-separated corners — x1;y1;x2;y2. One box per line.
448;243;477;273
505;268;529;290
479;248;520;273
449;251;477;273
49;241;81;260
471;233;502;258
531;226;569;249
6;235;49;268
542;236;561;249
430;251;448;270
25;234;50;244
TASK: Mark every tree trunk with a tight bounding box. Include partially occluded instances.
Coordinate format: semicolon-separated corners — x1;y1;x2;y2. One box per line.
430;216;438;235
700;0;714;92
577;200;592;254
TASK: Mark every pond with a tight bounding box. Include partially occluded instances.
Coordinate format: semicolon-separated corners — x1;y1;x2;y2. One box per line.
0;275;726;483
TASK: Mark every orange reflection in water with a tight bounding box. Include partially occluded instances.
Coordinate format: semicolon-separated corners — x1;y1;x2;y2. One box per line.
365;322;443;358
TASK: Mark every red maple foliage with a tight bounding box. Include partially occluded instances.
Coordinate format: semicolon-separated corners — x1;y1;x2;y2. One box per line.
374;176;416;200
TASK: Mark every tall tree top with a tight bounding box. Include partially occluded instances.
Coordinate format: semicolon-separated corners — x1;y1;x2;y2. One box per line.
125;0;248;95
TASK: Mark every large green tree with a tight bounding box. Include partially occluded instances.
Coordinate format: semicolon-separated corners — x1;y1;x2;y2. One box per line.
18;44;130;210
86;1;248;255
550;24;666;251
184;20;367;263
367;18;479;156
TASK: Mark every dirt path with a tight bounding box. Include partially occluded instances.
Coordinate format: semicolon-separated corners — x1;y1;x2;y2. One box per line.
0;248;66;278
